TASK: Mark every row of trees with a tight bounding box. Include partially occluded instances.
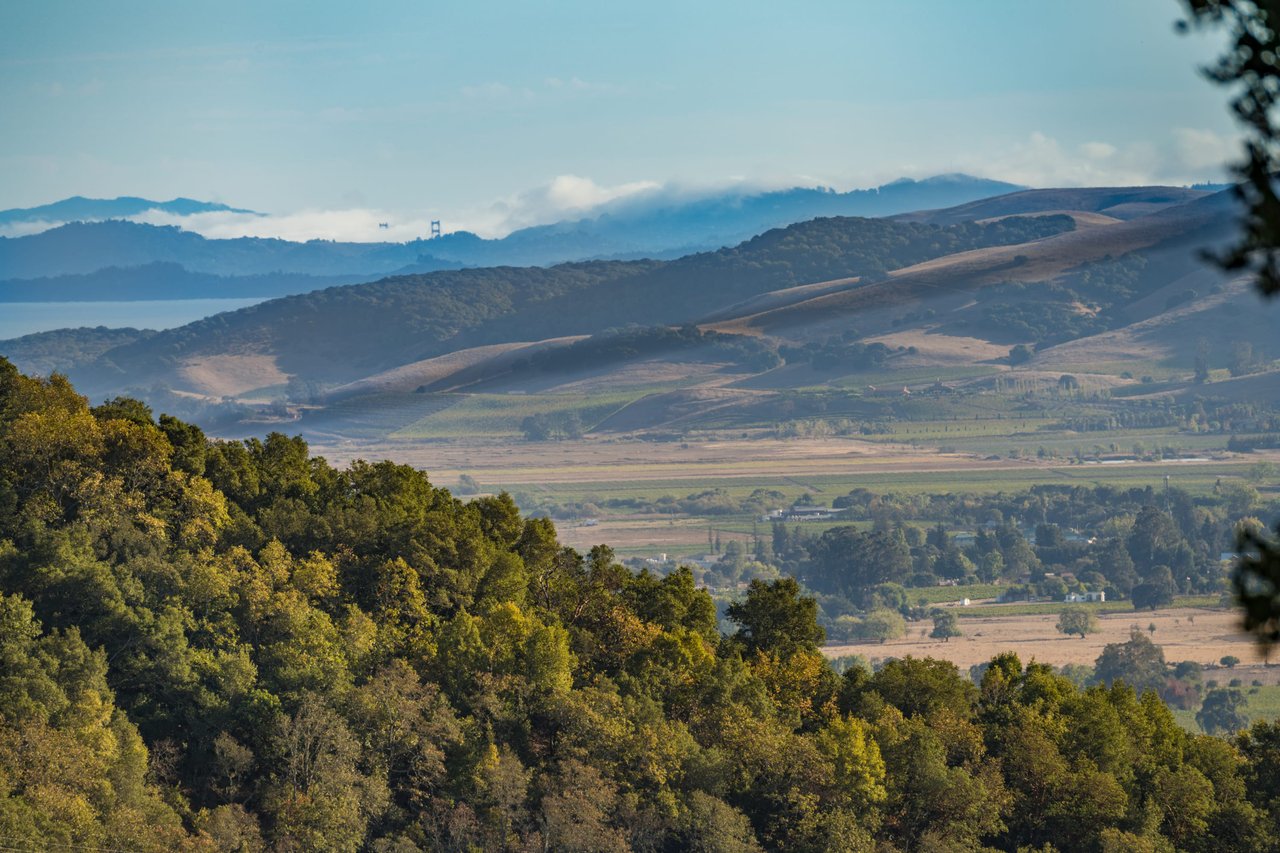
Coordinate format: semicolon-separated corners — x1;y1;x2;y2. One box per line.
772;482;1269;616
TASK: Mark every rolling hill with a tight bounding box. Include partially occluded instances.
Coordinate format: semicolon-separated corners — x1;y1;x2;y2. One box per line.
0;220;460;279
892;185;1212;226
3;183;1271;445
712;188;1236;339
58;214;1074;396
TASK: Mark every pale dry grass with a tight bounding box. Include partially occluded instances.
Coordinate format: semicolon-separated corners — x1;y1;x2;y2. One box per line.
554;517;744;553
725;200;1227;337
306;434;1258;488
179;353;289;397
324;338;585;399
863;329;1010;364
975;210;1123;229
824;606;1260;670
309;435;979;485
535;360;737;396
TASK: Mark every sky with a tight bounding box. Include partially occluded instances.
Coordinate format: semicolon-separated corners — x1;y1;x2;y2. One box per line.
0;0;1244;238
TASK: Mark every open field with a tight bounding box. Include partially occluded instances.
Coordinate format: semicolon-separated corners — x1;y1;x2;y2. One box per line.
954;595;1221;618
179;353;288;397
556;517;727;554
304;434;1276;556
389;389;654;439
310;434;1264;489
823;605;1261;670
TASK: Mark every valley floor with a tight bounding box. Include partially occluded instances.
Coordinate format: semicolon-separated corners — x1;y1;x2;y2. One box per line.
823;605;1258;670
308;434;1273;556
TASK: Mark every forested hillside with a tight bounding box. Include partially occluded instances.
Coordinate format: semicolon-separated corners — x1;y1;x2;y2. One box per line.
69;214;1073;391
2;358;1278;851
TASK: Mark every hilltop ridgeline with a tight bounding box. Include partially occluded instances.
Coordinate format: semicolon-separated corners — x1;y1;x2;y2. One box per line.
68;214;1074;390
0;175;1024;278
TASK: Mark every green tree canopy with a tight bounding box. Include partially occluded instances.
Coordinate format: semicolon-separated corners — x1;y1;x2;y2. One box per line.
1056;606;1099;639
726;576;825;657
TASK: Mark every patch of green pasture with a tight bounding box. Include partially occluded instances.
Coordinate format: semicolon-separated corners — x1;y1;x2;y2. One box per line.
711;518;875;536
1171;709;1199;733
502;462;1254;512
828;365;1006;388
955;596;1221;619
908;584;1004;604
301;392;462;439
1043;359;1180;379
1174;683;1280;733
870;418;1060;441
1240;683;1280;721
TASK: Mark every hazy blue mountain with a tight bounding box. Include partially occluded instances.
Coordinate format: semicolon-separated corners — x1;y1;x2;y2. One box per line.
424;174;1027;266
0;175;1022;280
0;195;255;226
0;221;462;278
0;262;389;302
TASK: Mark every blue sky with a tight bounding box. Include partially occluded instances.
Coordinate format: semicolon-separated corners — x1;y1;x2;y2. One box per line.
0;0;1241;236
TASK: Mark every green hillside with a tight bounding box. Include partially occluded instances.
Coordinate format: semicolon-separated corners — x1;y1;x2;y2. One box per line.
2;358;1278;851
68;215;1073;390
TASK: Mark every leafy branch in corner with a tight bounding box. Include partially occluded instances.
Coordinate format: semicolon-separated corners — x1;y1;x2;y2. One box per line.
1184;0;1280;646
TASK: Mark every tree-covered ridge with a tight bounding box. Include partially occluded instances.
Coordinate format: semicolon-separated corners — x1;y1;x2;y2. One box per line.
76;215;1073;388
504;325;783;381
3;358;1277;852
0;325;156;377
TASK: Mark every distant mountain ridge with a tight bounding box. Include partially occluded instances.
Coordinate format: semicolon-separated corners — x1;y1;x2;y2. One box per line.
423;174;1028;266
0;195;256;227
0;174;1025;281
0;221;462;279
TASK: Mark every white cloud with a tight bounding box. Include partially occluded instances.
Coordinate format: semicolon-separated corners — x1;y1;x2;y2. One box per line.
1080;141;1117;160
460;81;511;99
955;130;1235;188
459;81;534;101
115;176;658;241
0;175;667;243
543;76;618;94
1174;127;1237;173
462;77;618;106
128;207;437;242
0;220;65;238
460;174;662;235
